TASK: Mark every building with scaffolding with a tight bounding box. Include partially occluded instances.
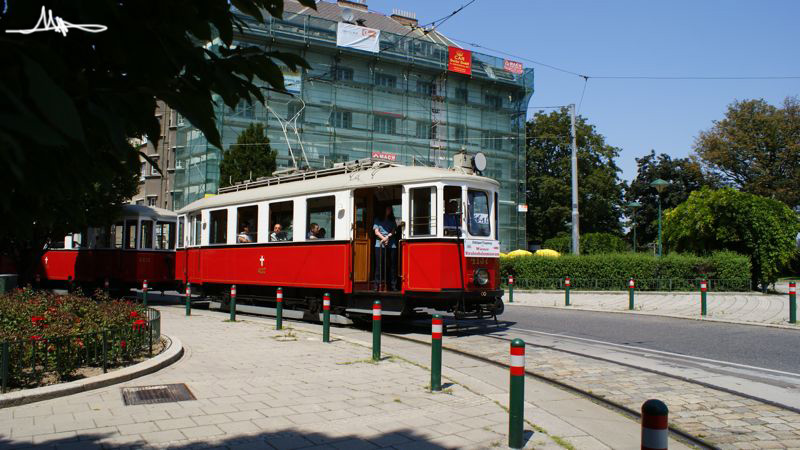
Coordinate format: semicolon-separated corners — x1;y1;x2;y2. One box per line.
172;0;534;250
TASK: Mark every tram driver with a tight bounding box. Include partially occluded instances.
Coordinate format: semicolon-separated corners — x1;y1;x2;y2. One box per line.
443;199;462;237
373;205;398;291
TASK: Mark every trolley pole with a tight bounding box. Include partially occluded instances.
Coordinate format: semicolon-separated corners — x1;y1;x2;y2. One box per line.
142;279;148;307
564;277;571;306
509;339;526;449
372;300;382;361
276;287;283;330
322;292;331;343
185;283;191;316
229;285;237;322
431;314;443;391
789;282;796;324
629;278;635;310
700;279;708;316
641;399;669;450
508;275;514;303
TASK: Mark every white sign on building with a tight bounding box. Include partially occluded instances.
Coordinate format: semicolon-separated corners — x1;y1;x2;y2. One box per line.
336;22;380;54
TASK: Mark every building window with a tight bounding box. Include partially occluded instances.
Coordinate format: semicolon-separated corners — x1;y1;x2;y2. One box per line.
417;81;434;96
287;103;304;122
209;209;228;245
333;111;352;129
269;201;293;241
375;73;397;88
484;94;502;109
140;220;154;249
177;114;185;126
468;189;491;237
416;122;432;139
455;88;468;103
484;132;503;150
306;196;335;240
150;162;159;176
454;125;466;145
140;162;146;181
147;197;157;207
236;205;258;243
410;187;435;236
335;67;354;81
374;115;396;135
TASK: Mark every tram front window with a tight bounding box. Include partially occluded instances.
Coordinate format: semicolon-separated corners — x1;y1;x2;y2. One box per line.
467;189;490;237
443;186;462;237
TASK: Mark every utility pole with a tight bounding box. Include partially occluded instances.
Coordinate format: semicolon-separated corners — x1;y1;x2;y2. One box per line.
570;104;580;255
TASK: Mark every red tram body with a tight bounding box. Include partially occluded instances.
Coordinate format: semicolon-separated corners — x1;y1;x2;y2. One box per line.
176;160;504;319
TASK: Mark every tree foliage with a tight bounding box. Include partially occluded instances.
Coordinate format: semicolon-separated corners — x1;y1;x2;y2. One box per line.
664;187;800;289
695;97;800;209
220;123;276;188
526;108;625;244
0;0;314;280
624;150;718;247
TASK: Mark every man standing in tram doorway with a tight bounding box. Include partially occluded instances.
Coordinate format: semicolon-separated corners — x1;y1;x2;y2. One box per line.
373;205;398;291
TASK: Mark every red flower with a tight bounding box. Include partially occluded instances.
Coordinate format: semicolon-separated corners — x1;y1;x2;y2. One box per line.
120;340;127;349
132;319;147;331
30;335;43;341
74;338;84;348
31;316;45;326
129;311;139;319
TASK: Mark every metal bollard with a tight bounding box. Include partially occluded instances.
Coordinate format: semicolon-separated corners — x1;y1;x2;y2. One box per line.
790;282;796;324
276;287;283;330
185;283;192;316
565;277;571;306
629;278;635;310
103;277;109;296
229;284;237;322
142;279;148;307
508;275;514;303
508;339;525;449
323;292;331;343
67;275;73;293
372;301;382;361
431;314;443;391
641;399;669;450
700;280;707;316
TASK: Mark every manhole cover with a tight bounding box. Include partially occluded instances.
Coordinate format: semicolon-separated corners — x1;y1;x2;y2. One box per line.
121;383;196;406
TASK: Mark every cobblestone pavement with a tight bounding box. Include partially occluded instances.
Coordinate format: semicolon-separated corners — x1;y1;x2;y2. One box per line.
2;306;643;450
512;291;798;328
394;329;800;450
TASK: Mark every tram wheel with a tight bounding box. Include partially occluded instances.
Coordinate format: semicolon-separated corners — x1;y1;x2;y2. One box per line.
492;298;505;316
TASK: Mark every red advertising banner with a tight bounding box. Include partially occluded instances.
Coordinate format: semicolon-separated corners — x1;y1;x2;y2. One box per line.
448;47;472;75
504;59;523;74
372;151;397;162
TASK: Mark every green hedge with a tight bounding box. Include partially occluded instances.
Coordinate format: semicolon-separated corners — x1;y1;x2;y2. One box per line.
501;251;751;291
542;232;628;255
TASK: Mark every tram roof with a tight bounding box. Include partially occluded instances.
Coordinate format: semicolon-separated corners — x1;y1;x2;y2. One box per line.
122;204;176;221
177;165;499;214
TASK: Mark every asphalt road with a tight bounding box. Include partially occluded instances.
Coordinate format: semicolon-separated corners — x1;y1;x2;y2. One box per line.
502;305;800;373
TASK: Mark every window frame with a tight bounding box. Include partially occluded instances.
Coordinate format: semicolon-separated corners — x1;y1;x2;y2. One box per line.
208;208;228;245
236;205;259;244
335;66;354;81
333;110;352;129
467;189;491;238
124;220;137;249
374;115;396;135
409;186;436;237
140;220;154;249
375;73;397;88
177;216;185;249
268;200;294;242
189;214;202;247
305;196;336;241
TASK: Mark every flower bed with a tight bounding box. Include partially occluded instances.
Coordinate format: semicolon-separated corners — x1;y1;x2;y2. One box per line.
1;289;161;392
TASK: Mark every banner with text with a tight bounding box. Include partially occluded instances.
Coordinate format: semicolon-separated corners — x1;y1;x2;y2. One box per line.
336;22;380;53
448;47;472;75
464;240;500;258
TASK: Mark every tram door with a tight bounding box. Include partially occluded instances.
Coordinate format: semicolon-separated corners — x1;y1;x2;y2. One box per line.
352;189;373;290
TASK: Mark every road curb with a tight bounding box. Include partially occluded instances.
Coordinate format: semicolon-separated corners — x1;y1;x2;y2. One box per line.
507;303;799;331
512;289;775;296
0;335;184;408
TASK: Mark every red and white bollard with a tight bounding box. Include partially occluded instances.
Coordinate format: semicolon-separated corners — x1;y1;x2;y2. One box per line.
789;282;796;324
322;292;331;343
564;277;571;306
142;279;149;306
276;287;284;330
372;301;382;361
641;399;669;450
509;339;526;448
229;284;237;321
629;278;636;310
700;279;708;316
508;275;515;303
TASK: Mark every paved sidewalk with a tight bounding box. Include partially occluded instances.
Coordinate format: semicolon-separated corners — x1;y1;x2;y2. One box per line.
512;290;798;328
0;306;686;450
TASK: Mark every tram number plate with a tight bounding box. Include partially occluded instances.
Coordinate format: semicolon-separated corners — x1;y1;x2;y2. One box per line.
464;240;500;258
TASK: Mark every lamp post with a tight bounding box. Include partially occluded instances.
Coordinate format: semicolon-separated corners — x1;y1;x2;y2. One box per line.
650;179;669;257
627;201;641;253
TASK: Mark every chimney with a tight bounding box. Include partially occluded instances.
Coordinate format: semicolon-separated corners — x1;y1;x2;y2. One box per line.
337;0;368;11
391;8;418;27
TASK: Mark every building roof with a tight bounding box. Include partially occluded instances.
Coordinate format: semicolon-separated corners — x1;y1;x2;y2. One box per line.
177;165;499;214
283;0;458;47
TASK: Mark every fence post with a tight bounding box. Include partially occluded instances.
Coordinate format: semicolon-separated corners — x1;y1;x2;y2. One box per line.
35;273;41;288
790;282;796;324
629;278;635;310
185;283;191;316
700;279;708;316
148;312;153;356
1;341;9;393
508;275;514;303
372;301;381;361
431;314;443;391
564;277;571;306
508;339;525;449
276;287;283;330
101;330;108;373
229;284;237;322
322;292;331;343
142;279;148;307
67;275;73;293
104;277;109;296
641;399;669;450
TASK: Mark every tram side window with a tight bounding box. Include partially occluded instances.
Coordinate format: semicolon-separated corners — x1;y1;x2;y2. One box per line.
125;221;137;249
140;220;154;249
306;197;334;240
112;223;124;248
94;227;110;249
494;192;499;240
155;222;175;249
467;189;490;237
176;218;185;249
236;206;258;243
190;215;201;246
70;233;83;248
269;201;293;242
410;187;435;236
443;186;462;237
209;210;228;245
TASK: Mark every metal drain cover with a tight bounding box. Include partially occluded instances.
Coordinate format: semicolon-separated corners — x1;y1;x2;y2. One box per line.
121;383;196;406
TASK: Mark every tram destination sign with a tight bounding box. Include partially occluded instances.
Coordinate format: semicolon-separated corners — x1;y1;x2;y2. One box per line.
464;239;500;258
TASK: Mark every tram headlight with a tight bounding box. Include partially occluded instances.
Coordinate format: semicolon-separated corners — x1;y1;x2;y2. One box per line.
474;268;489;286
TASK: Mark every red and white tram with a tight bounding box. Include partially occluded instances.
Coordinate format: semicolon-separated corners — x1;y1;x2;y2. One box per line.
175;156;503;320
38;205;177;293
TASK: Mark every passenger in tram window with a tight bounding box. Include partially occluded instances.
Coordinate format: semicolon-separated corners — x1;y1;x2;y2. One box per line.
270;223;287;242
237;224;254;243
318;228;326;239
373;205;398;291
307;223;320;240
443;199;462;237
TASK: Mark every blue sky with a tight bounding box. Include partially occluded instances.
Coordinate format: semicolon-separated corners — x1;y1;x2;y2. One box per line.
367;0;800;181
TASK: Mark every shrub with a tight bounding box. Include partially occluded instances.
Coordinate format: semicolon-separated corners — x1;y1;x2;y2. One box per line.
542;234;570;254
542;232;628;255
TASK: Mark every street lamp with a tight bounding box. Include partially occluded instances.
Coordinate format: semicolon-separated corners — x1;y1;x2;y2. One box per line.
650;179;669;257
627;201;642;253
